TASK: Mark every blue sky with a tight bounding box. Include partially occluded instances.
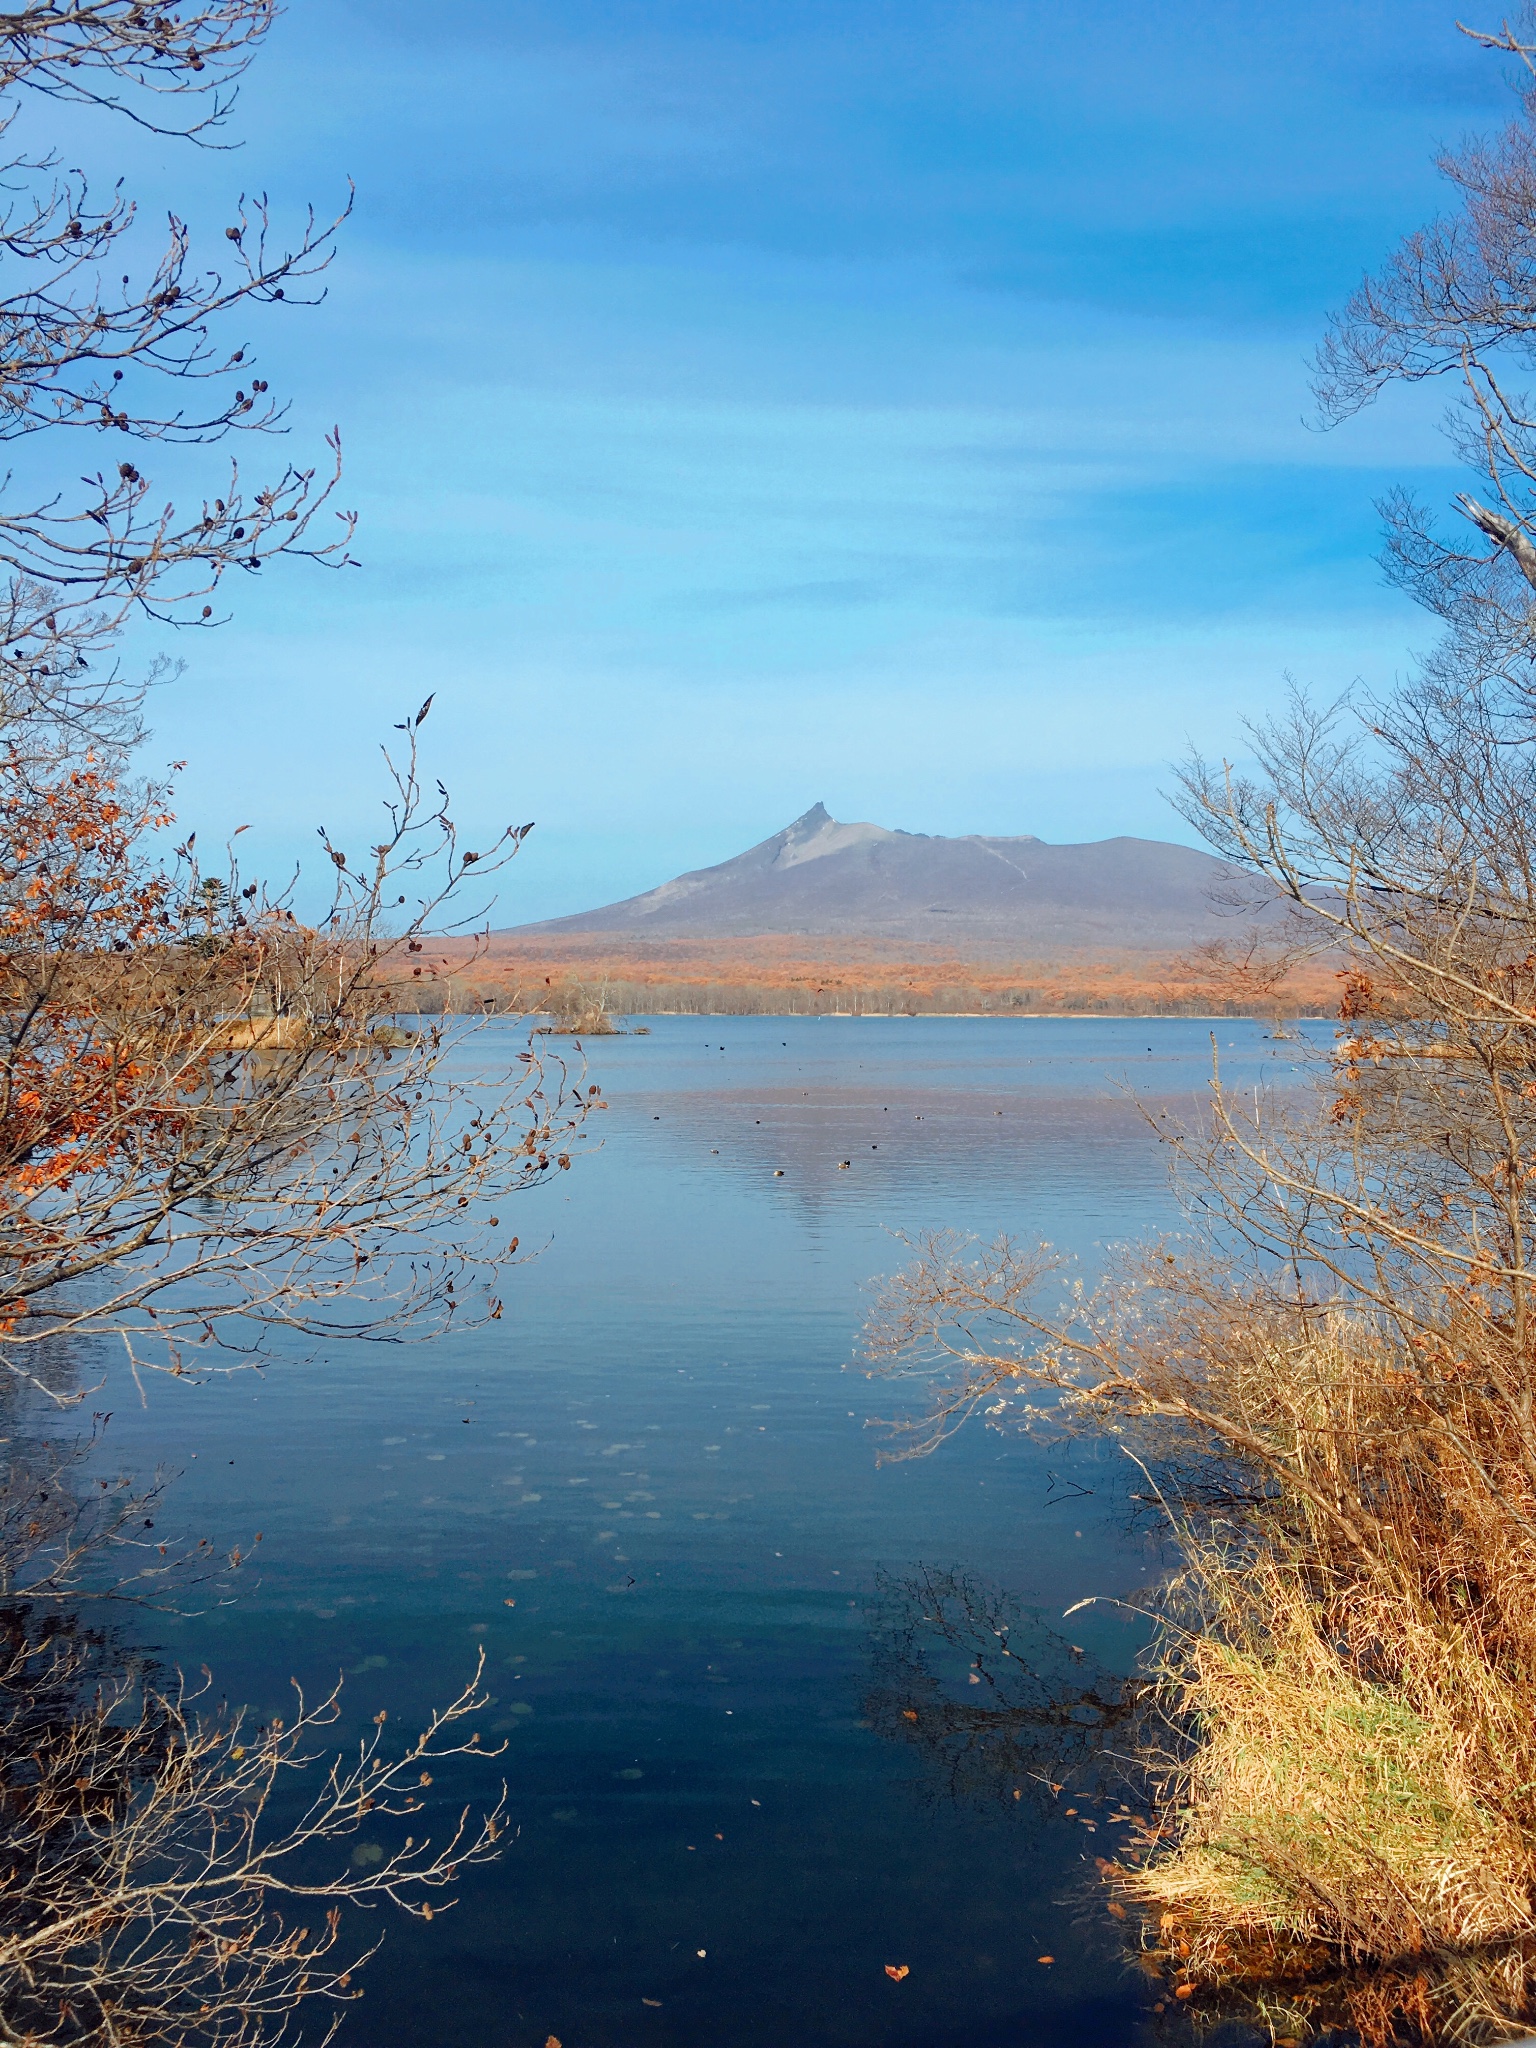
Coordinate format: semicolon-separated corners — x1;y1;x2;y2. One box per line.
80;0;1507;919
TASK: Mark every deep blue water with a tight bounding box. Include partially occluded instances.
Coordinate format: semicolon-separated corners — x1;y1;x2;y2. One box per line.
95;1016;1311;2048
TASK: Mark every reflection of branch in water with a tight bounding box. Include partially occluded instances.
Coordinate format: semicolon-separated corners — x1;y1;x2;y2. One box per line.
0;1369;260;1609
0;1393;507;2047
0;1423;239;1608
864;1564;1143;1816
1043;1469;1094;1506
0;1605;505;2048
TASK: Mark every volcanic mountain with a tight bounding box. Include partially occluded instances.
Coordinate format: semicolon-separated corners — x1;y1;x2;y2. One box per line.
508;804;1247;951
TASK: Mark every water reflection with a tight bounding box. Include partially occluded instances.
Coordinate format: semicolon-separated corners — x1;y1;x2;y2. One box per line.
864;1564;1137;1817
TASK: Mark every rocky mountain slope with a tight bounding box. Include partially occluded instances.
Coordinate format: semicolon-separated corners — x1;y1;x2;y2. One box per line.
508;804;1246;950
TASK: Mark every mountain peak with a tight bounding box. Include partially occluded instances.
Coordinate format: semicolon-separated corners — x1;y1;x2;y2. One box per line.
509;811;1239;947
773;804;893;872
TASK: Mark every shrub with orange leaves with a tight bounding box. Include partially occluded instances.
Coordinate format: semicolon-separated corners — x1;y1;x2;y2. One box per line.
0;725;592;1401
0;755;181;1216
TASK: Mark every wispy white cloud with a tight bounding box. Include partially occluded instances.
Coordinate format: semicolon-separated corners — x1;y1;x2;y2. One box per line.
99;0;1498;916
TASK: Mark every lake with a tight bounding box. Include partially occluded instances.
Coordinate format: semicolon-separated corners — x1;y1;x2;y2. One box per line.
97;1016;1309;2048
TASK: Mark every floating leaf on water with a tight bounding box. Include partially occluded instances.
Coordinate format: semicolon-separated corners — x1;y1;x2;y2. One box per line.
642;1998;662;2008
884;1965;909;1982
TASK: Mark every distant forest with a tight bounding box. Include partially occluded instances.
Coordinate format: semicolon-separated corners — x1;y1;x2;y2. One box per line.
391;937;1341;1021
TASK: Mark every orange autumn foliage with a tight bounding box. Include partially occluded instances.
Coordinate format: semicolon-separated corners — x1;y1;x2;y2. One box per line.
0;756;184;1218
416;931;1341;1019
0;730;590;1391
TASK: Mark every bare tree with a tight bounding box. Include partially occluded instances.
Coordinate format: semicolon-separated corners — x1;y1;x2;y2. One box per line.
1160;924;1316;1032
1314;3;1536;667
0;2;352;752
0;714;598;1399
0;5;275;122
538;977;618;1037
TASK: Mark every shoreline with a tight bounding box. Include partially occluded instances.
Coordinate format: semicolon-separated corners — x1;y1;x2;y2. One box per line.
612;1009;1327;1022
407;1008;1329;1025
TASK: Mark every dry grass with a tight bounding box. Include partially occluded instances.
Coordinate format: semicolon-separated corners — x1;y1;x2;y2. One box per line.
1118;1321;1536;2040
428;931;1342;1018
1139;1567;1535;1948
864;1255;1536;2036
204;1014;309;1050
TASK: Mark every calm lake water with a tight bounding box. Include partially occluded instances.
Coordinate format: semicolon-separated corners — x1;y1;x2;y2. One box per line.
98;1016;1310;2048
